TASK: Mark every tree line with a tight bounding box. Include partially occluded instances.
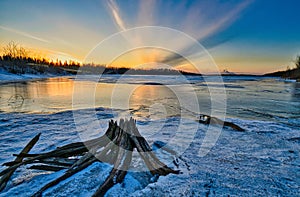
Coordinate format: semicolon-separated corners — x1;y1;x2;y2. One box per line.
283;55;300;80
0;41;200;76
0;41;81;74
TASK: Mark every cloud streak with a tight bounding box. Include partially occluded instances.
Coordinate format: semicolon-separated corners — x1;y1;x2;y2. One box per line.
107;0;126;31
102;0;253;71
161;0;254;67
0;25;50;43
196;0;253;41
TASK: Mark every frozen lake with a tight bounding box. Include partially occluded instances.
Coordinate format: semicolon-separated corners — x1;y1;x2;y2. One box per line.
0;75;299;196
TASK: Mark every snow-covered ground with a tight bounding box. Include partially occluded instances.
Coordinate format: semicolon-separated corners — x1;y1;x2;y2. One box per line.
0;108;299;196
0;68;65;84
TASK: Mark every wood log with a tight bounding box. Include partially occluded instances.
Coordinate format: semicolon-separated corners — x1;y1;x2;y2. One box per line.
0;133;41;192
32;157;98;197
32;121;122;197
0;146;90;177
198;114;245;131
12;153;39;157
38;158;78;167
29;165;67;172
153;141;177;156
0;125;116;177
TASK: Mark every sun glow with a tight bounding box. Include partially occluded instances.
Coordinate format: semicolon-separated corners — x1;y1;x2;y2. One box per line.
48;53;82;65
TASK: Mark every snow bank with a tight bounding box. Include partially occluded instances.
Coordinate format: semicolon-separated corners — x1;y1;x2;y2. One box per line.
0;68;63;84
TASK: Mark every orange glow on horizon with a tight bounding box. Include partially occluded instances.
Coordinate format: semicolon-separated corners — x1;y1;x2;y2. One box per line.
104;47;202;73
27;47;83;65
1;42;285;74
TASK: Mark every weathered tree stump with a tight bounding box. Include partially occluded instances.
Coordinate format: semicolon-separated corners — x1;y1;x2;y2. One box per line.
0;118;179;197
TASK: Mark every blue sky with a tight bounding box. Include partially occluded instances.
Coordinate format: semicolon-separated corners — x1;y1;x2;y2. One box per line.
0;0;300;73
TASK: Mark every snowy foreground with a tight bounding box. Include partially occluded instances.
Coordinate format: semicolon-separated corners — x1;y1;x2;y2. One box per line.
0;107;299;196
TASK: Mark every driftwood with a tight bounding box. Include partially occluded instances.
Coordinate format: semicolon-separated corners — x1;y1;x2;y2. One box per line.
0;118;179;197
198;114;245;131
29;165;67;172
0;133;41;192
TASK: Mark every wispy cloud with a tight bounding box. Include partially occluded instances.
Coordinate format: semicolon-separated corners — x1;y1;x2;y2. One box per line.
196;0;253;41
102;0;253;71
107;0;126;31
161;0;254;67
47;50;82;62
0;25;50;43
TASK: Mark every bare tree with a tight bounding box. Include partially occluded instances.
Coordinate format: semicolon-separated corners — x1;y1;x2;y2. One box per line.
1;41;30;73
3;41;27;58
295;55;300;69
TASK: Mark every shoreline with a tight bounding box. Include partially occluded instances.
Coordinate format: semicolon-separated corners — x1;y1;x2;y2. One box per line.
0;70;74;85
1;70;299;86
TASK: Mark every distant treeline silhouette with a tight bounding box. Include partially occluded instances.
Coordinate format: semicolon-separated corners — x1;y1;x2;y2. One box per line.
0;41;200;76
265;55;300;81
0;41;81;74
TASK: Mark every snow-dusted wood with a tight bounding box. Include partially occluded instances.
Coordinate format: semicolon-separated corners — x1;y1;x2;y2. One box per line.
0;133;41;192
0;118;179;197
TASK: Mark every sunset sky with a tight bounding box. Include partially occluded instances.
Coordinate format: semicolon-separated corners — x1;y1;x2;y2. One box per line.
0;0;300;74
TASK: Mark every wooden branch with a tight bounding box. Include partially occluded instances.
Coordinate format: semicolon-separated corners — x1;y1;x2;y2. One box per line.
153;141;177;156
0;145;90;177
1;118;179;197
29;165;67;172
32;157;98;197
38;158;78;167
0;125;116;177
12;153;39;157
32;121;122;197
0;133;41;192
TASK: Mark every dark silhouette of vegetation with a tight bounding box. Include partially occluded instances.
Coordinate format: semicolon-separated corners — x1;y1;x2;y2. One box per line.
295;55;300;69
265;55;300;82
0;41;200;76
0;41;81;75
